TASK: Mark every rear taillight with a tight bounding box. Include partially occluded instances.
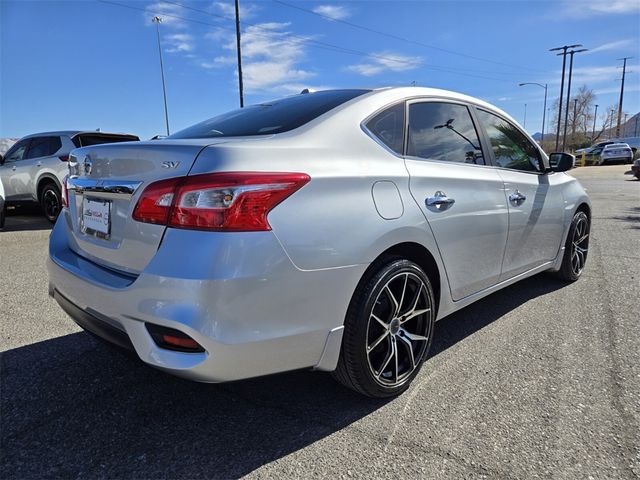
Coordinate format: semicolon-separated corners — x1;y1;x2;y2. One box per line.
61;175;69;208
133;172;310;231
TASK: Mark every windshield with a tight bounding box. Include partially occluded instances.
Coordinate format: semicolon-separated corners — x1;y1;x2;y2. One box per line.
168;89;370;139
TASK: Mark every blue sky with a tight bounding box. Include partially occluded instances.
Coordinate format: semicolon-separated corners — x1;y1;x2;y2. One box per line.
1;0;639;140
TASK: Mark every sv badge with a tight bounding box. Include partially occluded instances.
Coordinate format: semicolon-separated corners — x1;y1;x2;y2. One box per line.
161;161;180;169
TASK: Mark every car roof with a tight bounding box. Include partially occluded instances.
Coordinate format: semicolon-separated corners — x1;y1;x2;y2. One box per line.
604;142;629;147
360;86;520;124
19;131;138;139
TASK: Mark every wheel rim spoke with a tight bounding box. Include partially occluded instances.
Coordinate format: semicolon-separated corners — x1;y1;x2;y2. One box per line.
385;285;400;318
377;342;395;378
371;313;388;329
400;307;430;324
401;329;428;342
398;334;416;370
367;330;389;352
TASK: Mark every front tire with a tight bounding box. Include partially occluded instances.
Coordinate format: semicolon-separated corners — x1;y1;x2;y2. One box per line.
333;258;436;398
40;184;61;223
556;211;590;282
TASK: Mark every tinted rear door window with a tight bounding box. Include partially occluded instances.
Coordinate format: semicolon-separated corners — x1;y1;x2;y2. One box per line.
74;134;139;147
26;136;62;159
407;102;484;164
169;90;370;139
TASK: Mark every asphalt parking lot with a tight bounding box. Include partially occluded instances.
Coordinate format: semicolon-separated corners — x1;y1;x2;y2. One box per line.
1;165;638;479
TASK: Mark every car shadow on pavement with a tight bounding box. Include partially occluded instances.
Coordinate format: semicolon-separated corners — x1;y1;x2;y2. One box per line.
612;206;640;230
1;206;52;232
0;273;567;479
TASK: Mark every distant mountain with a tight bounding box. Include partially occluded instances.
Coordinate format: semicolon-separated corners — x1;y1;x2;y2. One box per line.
0;138;18;155
531;132;542;141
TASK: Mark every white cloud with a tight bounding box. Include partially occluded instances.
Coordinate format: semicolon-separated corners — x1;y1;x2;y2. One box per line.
145;2;187;29
347;52;423;77
206;22;315;92
559;0;640;17
312;5;350;20
164;33;195;53
584;39;636;55
560;64;640;85
213;1;259;18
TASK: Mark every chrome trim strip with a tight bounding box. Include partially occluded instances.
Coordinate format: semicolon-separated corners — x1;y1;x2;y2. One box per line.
67;178;142;199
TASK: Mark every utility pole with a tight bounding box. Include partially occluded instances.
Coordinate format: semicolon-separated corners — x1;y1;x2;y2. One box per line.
615;57;632;137
559;47;588;151
518;83;548;145
234;0;244;108
152;16;170;136
592;104;598;141
550;44;581;151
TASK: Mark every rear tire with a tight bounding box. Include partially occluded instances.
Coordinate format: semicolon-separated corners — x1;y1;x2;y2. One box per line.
40;183;61;223
333;257;436;398
555;211;590;282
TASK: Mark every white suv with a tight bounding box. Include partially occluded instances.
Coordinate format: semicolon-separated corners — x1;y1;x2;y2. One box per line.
0;131;138;222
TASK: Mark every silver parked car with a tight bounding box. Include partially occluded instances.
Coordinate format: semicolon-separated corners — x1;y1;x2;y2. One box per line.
0;131;139;222
598;142;633;165
48;88;591;398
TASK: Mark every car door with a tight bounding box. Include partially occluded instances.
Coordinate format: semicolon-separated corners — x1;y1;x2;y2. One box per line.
0;138;31;200
25;136;63;189
404;100;509;301
474;109;565;280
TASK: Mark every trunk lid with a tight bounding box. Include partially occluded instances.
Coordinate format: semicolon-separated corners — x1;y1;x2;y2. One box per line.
65;139;227;274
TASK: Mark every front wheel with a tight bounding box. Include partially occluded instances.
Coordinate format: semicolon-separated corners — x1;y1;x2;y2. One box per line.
40;184;61;223
333;258;436;398
555;211;590;282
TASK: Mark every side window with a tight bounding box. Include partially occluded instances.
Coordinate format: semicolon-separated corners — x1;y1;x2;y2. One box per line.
4;139;30;162
476;110;541;172
26;136;62;159
407;102;484;164
365;103;405;155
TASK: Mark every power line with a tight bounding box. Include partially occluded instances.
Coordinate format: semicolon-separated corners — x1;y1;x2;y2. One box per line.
272;0;545;74
97;0;520;84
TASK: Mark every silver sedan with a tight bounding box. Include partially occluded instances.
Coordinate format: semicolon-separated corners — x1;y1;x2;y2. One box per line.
48;87;591;398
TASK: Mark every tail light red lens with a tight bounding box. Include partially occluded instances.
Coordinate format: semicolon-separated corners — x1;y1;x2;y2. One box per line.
132;177;180;225
58;155;70;162
133;172;310;231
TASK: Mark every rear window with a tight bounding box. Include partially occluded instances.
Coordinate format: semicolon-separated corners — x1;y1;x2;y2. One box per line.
72;134;139;148
168;89;370;139
605;143;629;149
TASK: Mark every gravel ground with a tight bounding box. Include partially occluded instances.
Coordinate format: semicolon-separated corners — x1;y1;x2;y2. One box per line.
1;165;638;479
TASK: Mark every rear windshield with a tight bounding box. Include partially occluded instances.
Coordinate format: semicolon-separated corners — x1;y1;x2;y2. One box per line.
605;143;629;149
168;89;370;139
72;134;139;147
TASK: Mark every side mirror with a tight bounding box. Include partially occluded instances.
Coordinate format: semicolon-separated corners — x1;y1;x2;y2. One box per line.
548;152;575;172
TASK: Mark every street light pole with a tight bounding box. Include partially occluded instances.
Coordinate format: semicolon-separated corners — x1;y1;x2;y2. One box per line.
519;82;548;145
550;44;581;151
152;16;170;136
559;47;588;151
592;104;598;141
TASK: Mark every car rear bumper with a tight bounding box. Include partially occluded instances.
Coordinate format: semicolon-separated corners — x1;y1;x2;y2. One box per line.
48;212;366;382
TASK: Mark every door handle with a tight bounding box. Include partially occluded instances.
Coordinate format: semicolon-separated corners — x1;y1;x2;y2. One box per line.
509;190;526;206
426;191;455;210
